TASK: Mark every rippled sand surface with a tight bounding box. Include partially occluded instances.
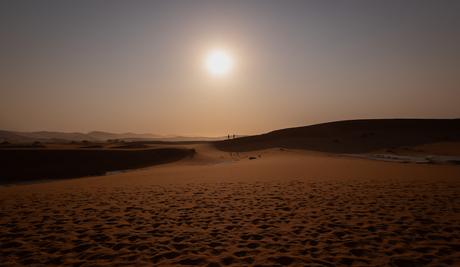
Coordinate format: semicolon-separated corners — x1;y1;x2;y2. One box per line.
1;178;459;266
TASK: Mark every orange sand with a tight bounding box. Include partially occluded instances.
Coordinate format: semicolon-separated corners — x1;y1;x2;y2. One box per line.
1;142;459;266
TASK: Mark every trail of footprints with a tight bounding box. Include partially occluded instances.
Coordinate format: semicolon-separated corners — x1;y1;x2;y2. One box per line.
1;180;459;266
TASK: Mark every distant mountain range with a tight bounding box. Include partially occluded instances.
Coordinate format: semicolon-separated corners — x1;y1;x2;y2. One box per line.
0;130;226;143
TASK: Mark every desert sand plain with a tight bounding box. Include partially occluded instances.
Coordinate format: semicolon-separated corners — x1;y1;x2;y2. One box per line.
1;119;460;267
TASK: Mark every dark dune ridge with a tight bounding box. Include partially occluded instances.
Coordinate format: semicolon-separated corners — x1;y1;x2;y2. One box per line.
0;148;195;184
79;145;105;149
0;144;47;149
110;143;150;149
214;119;460;153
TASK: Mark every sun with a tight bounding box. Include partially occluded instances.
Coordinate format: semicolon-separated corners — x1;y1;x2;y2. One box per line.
207;51;232;75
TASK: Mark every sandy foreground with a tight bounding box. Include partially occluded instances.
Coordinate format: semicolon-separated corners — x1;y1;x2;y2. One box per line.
1;144;459;267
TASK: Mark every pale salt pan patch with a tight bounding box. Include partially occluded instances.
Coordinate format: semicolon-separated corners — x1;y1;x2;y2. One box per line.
342;154;460;164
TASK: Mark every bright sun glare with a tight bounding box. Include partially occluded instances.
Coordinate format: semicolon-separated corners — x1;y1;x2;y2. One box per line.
207;51;231;75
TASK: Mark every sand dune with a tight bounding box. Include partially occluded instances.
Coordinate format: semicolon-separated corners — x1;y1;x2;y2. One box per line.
215;119;460;153
1;119;459;266
0;147;195;185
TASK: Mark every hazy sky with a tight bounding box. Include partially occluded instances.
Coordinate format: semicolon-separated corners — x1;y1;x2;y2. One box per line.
1;1;459;136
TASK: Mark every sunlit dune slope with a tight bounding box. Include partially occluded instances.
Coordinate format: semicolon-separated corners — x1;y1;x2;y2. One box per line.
214;119;460;153
0;148;195;183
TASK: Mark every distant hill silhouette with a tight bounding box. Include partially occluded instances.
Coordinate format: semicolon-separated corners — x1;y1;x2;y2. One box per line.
86;131;163;141
0;130;225;143
214;119;460;153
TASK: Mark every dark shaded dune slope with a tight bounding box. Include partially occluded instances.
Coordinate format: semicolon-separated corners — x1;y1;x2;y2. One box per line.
110;143;150;149
0;148;195;183
214;119;460;153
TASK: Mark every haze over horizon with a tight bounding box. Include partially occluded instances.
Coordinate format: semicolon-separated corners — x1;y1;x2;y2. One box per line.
1;1;460;137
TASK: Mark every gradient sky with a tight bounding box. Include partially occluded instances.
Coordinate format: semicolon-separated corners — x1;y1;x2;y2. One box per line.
1;1;460;136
